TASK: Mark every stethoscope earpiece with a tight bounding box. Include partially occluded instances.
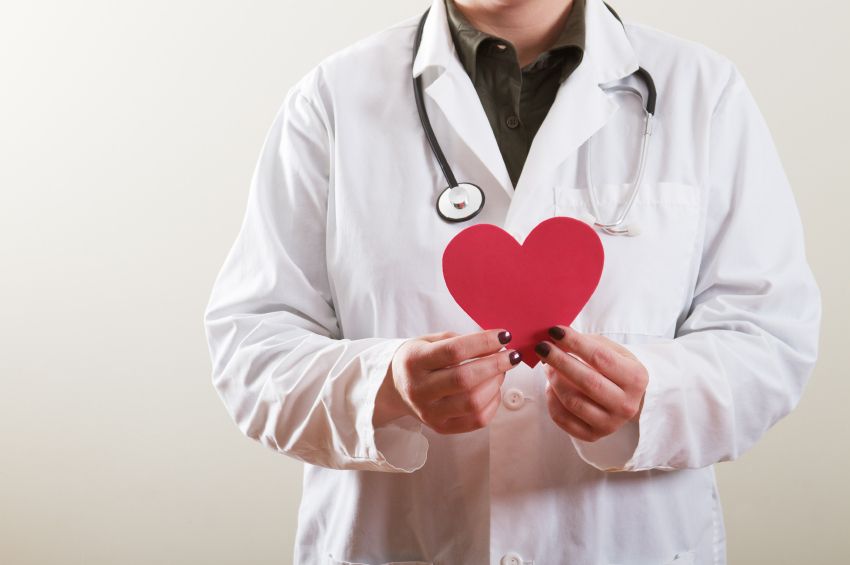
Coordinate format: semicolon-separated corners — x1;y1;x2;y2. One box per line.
579;211;641;237
624;223;641;237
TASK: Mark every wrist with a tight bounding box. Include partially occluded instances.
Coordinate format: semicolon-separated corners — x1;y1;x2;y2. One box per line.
373;362;412;428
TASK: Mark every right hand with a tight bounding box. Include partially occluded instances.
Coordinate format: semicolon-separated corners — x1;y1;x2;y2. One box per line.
375;329;522;434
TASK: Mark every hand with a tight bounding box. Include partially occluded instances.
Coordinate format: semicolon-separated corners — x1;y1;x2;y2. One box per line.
534;325;648;443
374;329;522;434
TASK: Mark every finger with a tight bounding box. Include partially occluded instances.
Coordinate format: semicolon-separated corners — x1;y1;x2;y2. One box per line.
547;326;637;387
545;377;612;432
437;388;502;434
544;363;590;404
426;369;505;422
419;330;461;343
544;362;581;392
538;341;625;410
581;335;648;397
546;362;642;424
421;348;520;399
586;333;636;360
546;388;600;442
418;328;513;371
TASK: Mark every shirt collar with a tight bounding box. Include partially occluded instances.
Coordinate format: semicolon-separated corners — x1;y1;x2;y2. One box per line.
443;0;586;83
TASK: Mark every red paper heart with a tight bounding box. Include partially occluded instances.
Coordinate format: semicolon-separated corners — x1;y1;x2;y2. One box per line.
442;216;604;368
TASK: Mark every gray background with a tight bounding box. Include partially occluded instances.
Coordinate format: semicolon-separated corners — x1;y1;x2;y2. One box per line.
1;0;847;563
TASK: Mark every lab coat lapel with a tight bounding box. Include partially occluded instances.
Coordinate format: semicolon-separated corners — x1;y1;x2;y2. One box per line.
412;0;514;200
505;61;615;228
505;0;641;229
411;0;641;221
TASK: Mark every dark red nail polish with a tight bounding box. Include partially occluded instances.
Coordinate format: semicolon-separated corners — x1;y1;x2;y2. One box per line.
548;326;565;340
498;330;512;344
509;350;521;365
535;341;551;357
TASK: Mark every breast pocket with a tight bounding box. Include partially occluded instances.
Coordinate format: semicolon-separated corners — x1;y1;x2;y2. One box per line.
556;181;702;337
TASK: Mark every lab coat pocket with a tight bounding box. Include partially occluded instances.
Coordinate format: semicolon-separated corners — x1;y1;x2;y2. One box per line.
556;181;701;337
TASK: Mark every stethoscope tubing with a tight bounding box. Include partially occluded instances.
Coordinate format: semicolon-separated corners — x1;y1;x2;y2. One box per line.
413;7;458;190
413;2;657;232
586;87;654;235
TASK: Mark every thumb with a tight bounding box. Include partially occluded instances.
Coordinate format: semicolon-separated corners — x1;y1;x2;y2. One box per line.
419;330;460;343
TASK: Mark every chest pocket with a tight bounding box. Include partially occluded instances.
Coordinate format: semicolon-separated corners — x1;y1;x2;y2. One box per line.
556;181;702;337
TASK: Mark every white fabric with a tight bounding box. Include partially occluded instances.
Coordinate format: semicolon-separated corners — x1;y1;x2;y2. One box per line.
203;0;821;563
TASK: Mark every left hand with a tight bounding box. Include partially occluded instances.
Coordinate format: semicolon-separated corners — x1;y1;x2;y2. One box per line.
535;325;649;443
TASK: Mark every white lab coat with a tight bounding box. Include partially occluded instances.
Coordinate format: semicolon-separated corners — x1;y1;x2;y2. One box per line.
203;0;821;563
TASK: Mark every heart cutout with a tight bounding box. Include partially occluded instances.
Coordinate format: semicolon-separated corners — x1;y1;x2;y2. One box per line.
442;216;604;368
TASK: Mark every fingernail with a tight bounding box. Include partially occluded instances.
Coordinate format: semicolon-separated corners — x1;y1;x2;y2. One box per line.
508;350;521;365
534;341;551;357
548;326;566;340
498;330;512;344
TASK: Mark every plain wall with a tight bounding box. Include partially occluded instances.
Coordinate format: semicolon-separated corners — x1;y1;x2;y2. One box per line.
1;0;847;563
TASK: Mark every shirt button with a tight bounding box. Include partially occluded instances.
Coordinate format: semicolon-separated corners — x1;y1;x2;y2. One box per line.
505;115;520;129
500;552;523;565
503;388;525;410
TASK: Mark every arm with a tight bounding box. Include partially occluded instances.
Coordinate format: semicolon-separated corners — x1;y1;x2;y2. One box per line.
203;79;427;473
566;65;821;471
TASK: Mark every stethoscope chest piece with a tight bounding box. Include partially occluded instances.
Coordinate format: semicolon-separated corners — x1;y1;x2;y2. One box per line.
436;182;485;222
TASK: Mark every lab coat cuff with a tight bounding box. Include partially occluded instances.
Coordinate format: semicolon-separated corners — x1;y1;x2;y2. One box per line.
357;337;429;473
570;342;667;472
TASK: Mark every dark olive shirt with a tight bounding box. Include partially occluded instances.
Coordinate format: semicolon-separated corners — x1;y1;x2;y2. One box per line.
444;0;586;188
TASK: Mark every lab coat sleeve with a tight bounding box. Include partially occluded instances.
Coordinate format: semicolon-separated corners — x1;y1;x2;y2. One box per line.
203;82;429;473
571;64;821;472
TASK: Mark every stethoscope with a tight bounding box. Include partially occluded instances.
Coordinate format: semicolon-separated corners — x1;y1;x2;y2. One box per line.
414;2;657;236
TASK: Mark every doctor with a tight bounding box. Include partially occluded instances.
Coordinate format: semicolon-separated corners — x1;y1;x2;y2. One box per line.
204;0;821;563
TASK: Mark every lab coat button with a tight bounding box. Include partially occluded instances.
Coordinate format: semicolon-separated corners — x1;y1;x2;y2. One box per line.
500;552;523;565
503;388;525;410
